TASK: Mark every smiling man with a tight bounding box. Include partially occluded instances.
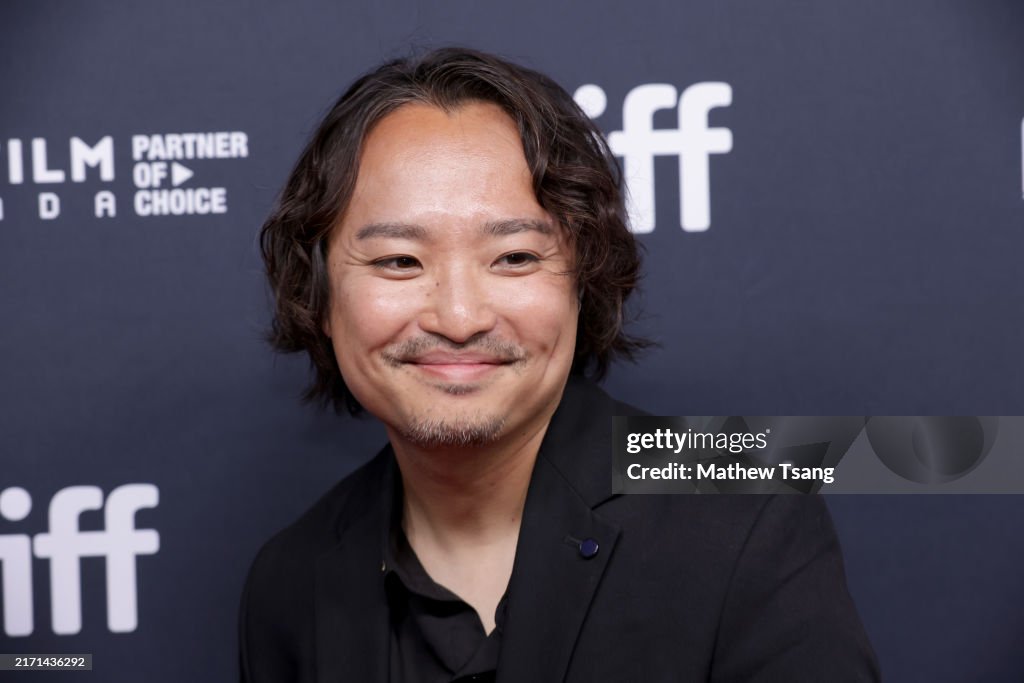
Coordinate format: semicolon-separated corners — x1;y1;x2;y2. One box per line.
327;102;577;463
240;48;878;682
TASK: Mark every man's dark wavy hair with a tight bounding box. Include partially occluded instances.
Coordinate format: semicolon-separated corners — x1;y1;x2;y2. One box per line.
260;47;647;413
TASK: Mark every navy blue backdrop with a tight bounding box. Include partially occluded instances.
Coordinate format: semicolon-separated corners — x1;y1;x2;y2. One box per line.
1;1;1023;680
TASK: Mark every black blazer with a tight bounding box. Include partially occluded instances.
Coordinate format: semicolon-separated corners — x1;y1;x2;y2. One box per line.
239;378;879;682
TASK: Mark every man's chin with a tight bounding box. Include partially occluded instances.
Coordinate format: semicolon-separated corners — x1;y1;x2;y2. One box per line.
396;413;506;449
428;380;485;396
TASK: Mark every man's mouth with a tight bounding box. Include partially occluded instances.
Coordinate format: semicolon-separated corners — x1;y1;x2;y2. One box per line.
381;337;527;385
403;351;515;383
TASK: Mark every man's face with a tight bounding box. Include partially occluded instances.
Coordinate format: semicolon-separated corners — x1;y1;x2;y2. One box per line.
324;101;578;448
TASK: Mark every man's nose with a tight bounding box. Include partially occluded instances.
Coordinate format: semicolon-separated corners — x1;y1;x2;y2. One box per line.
417;264;498;344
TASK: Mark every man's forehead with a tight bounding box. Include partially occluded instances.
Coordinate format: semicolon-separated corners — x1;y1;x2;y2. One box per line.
361;101;521;161
331;101;567;247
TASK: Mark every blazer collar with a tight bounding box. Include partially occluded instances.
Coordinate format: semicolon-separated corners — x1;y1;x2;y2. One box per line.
314;452;394;683
536;374;620;509
496;375;622;681
314;376;622;682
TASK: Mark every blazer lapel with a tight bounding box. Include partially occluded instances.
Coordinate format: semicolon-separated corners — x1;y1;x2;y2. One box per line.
314;455;394;682
497;377;623;683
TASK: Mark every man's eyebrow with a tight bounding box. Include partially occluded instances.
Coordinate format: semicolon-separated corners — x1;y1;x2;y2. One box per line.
356;219;555;241
354;222;428;241
483;219;555;237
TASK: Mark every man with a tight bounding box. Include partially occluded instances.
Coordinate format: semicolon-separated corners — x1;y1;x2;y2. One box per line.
240;48;879;682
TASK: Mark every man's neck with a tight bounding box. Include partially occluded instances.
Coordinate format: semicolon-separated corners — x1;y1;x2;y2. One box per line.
388;418;553;633
390;421;548;550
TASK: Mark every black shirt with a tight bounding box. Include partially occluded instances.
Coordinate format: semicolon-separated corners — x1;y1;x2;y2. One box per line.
383;475;507;683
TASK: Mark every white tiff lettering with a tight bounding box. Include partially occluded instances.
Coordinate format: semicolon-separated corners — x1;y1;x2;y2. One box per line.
574;82;733;233
0;484;160;637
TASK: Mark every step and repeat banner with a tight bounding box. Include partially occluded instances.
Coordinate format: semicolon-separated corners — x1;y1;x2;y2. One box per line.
2;1;1023;680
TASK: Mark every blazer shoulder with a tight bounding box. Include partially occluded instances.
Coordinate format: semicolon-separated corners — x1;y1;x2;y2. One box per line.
611;397;649;417
238;449;391;682
252;448;389;566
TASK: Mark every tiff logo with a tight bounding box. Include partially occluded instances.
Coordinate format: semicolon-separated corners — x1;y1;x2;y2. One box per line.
574;82;733;233
0;484;159;637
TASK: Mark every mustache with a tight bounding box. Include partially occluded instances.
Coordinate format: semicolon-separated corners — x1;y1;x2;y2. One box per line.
381;334;528;366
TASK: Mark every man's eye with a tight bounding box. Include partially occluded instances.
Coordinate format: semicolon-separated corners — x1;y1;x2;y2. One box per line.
496;252;539;267
373;256;421;270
